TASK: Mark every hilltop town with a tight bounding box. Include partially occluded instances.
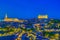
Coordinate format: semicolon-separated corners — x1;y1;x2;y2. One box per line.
0;14;60;40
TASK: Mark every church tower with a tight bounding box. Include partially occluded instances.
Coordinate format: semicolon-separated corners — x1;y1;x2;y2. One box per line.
5;13;8;19
4;13;8;21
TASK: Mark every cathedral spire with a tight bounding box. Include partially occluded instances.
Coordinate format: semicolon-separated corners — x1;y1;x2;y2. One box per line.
5;13;8;18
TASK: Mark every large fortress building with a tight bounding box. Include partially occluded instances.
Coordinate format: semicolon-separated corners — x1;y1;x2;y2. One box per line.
38;15;48;19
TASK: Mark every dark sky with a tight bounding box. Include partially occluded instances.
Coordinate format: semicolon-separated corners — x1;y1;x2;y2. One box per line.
0;0;60;19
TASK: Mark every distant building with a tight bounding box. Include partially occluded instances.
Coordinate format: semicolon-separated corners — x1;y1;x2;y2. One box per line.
38;15;48;19
4;14;24;22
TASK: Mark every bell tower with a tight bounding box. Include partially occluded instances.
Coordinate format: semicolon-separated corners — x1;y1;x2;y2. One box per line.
4;13;8;21
5;13;8;19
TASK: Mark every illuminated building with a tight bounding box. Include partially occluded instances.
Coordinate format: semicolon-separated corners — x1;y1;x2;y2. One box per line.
38;15;48;19
4;14;24;22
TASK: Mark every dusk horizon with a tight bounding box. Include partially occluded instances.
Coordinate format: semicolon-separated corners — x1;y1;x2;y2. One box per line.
0;0;60;19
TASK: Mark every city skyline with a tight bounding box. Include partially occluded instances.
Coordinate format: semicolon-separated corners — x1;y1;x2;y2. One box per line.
0;13;60;20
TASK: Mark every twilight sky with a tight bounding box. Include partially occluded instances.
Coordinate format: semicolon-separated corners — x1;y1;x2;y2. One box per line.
0;0;60;19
